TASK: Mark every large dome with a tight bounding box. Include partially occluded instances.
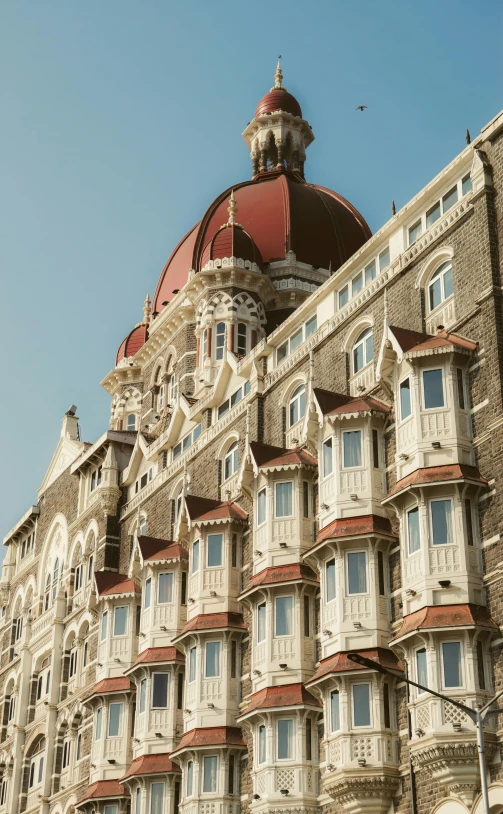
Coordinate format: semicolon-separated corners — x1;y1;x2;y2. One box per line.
152;171;370;314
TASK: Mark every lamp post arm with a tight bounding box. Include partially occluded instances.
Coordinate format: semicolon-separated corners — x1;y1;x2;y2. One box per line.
480;687;503;715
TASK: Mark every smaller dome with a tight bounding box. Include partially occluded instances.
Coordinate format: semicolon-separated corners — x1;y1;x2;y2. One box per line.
255;87;302;118
201;223;263;270
116;324;148;366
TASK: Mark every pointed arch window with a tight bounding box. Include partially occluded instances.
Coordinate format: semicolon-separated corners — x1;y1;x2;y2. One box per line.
289;384;306;427
352;328;373;374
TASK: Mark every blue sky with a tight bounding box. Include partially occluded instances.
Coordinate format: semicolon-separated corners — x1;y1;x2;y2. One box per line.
1;0;502;542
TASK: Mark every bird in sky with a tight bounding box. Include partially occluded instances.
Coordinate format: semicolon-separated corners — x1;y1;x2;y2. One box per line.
356;105;367;112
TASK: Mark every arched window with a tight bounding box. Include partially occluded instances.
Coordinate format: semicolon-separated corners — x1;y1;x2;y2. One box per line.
169;373;176;404
224;442;239;481
428;261;453;312
215;322;226;361
28;738;45;790
289;384;306;427
158;384;165;410
174;489;183;524
236;323;247;356
52;559;59;601
127;414;137;431
139;517;147;537
353;328;373;374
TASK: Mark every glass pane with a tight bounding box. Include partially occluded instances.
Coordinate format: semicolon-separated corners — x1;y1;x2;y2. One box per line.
352;272;363;295
101;611;108;640
347;552;367;594
423;369;444;409
326;559;336;602
277;342;288;362
408;508;421;554
108;703;122;737
365;332;374;363
431;500;452;545
305;315;317;338
275;596;293;636
259;725;267;763
353;684;371;726
331;690;340;731
104;808;118;814
343;431;362;468
416;648;428;691
113;606;127;636
205;642;221;677
277;719;293;759
443;266;454;299
257;489;266;525
140;679;146;713
409;220;422;245
275;482;293;517
203;756;218;792
400;379;411;420
150;783;164;814
426;202;441;228
290;328;303;353
192;540;199;573
364;261;376;284
207;534;223;567
189;647;196;682
95;707;102;739
158;573;173;604
257;604;266;642
353;342;364;372
152;674;169;708
442;186;458;212
339;286;349;308
378;247;390;270
442;642;462;687
322;439;333;476
187;761;193;796
462;174;472;195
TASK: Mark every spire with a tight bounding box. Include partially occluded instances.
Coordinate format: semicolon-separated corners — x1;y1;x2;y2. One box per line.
273;56;284;89
143;293;151;325
227;190;239;226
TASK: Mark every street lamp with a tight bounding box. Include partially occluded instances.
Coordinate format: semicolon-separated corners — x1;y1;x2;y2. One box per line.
347;652;503;814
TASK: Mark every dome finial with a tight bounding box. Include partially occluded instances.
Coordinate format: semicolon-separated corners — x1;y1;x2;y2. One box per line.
143;292;151;325
227;190;239;226
274;56;283;89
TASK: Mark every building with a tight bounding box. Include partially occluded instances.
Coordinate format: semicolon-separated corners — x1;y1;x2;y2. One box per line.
2;61;503;814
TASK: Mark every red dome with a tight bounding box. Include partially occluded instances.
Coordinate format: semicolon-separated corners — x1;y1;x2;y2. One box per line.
116;323;148;365
201;223;263;270
254;88;302;118
152;171;371;314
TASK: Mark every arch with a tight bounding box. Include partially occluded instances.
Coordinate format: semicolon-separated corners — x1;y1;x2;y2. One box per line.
37;515;68;598
198;291;233;325
343;315;374;356
415;245;454;290
352;326;374;374
280;374;308;408
111;386;142;422
24;730;45;758
215;431;241;461
69;533;85;569
473;784;503;814
11;586;25;617
84;523;98;555
231;293;266;327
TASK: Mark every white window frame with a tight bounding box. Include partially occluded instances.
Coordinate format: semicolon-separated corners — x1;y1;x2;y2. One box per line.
206;533;223;569
113;605;128;637
399;376;413;422
257;603;266;643
256;488;267;527
151;672;170;709
204;640;221;678
407;175;470;247
352;682;372;728
189;647;197;683
202;755;218;794
288;383;306;427
429;497;454;547
421;366;446;411
276;718;294;761
274;595;294;638
427;261;454;314
322;436;333;478
192;539;200;574
274;480;294;519
352;328;373;375
407;505;421;555
441;640;464;689
107;702;123;738
345;550;368;596
157;572;174;605
325;557;336;603
341;430;363;470
276;315;317;364
415;647;428;694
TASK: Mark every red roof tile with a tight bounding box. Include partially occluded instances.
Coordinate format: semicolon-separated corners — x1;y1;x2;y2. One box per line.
386;464;487;498
94;571;140;596
172;727;246;754
306;648;403;685
313;388;390;417
132;647;184;666
391;604;497;642
121;752;181;782
246;563;319;591
76;780;125;804
88;677;135;698
116;323;148;365
250;441;317;469
201;222;263;269
407;329;477;355
240;683;321;716
138;536;188;562
178;613;247;637
185;495;247;523
316;514;396;544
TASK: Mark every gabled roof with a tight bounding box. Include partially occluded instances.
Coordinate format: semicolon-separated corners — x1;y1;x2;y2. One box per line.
385;464;487;500
313;388;390;418
250;441;317;470
131;647;185;667
388;325;477;357
388;325;431;352
94;571;140;597
238;683;321;718
306;648;403;686
121;752;181;782
185;495;247;523
138;536;188;563
171;726;246;755
76;779;125;804
315;514;397;545
176;612;247;639
242;563;319;596
390;604;497;643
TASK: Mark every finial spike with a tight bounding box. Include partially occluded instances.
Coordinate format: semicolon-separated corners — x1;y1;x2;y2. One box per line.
466;128;471;145
391;200;396;216
143;293;151;325
227;190;238;225
274;57;283;89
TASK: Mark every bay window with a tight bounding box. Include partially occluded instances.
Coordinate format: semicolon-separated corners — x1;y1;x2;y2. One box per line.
430;499;452;545
275;596;293;637
275;481;293;517
203;755;218;793
207;534;223;567
277;719;294;760
347;551;367;594
352;683;371;727
342;430;362;468
442;641;462;688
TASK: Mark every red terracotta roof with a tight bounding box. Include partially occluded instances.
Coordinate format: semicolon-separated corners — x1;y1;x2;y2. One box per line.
76;780;125;804
391;604;497;642
201;222;263;269
94;571;140;596
250;441;317;469
306;648;403;685
313;388;390;416
316;514;396;544
172;727;246;754
185;495;247;523
88;677;135;698
246;563;319;591
132;647;185;666
407;329;477;355
179;612;247;636
116;323;148;365
255;87;302;118
240;683;321;716
121;753;181;782
386;464;487;498
138;536;188;562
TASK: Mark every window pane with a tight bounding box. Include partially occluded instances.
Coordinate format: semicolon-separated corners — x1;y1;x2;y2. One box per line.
104;807;118;814
477;641;486;690
339;286;349;308
343;431;362;468
378;247;390;270
423;369;444;409
277;719;293;759
152;674;169;708
139;679;146;713
189;648;196;682
372;429;380;468
323;438;333;477
353;684;371;726
304;595;310;637
277;342;288;362
364;261;376;284
409;220;422;245
275;482;293;517
400;378;412;420
108;703;122;737
290;328;303;352
442;642;462;687
257;489;266;525
158;573;173;604
113;606;127;636
101;611;108;640
442;186;458;212
259;725;267;763
378;550;385;596
192;540;199;573
95;707;102;739
416;648;428;691
305;315;317;338
352;272;363;295
408;507;421;554
150;783;164;814
462;174;472;195
443;265;454;299
326;559;336;602
207;534;223;567
203;756;218;793
257;603;266;642
426;202;441;228
205;642;221;677
275;596;293;636
457;368;465;409
187;761;193;796
331;690;340;731
383;683;391;728
431;500;452;545
347;552;367;594
353;342;364;372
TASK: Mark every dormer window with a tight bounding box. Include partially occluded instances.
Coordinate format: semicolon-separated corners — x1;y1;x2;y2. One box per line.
353;328;373;374
289;384;306;427
428;262;453;312
215;322;226;360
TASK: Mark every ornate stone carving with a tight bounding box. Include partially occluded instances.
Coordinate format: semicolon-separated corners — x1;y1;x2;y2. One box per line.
325;770;400;814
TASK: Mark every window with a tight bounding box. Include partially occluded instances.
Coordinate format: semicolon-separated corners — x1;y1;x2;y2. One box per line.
224;442;239;480
158;573;174;604
83;641;88;667
416;648;428;692
465;499;474;546
150;783;165;814
352;271;363;296
275;596;293;637
101;611;108;641
339;285;349;309
365;260;376;284
87;554;94;582
326;558;336;602
0;779;7;805
127;414;137;431
144;578;152;609
90;465;103;492
305;717;312;760
408;219;422;245
379;246;390;270
217;381;251;419
192;540;200;573
462;174;472;195
407;507;421;554
95;706;102;740
423;368;445;409
258;724;267;763
205;642;221;677
457;368;466;410
322;438;333;477
7;696;15;722
277;316;317;362
330;690;340;731
231;534;237;568
383;683;391;728
152;674;169;708
113;606;128;636
303;480;309;518
304;595;310;637
477;641;486;690
187;761;194;796
228;754;235;794
237;323;247;355
442;641;462;687
372;429;380;468
189;647;196;682
353;684;371;727
135;787;142;814
158;383;165;410
74;563;83;592
139;679;147;714
289;384;306;427
428;262;453;312
230;640;237;678
104;807;119;814
177;673;183;709
215;322;226;360
353;328;373;373
69;648;78;678
62;739;70;769
108;703;123;737
207;534;223;567
442;185;458;212
14;617;22;641
203;755;218;793
426;201;440;228
29;751;44;789
202;329;208;361
342;431;362;468
277;719;293;759
257;488;266;526
139;515;148;535
347;552;367;594
430;499;452;545
378;550;385;596
400;378;412;420
257;603;266;642
173;424;202;460
275;482;293;517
